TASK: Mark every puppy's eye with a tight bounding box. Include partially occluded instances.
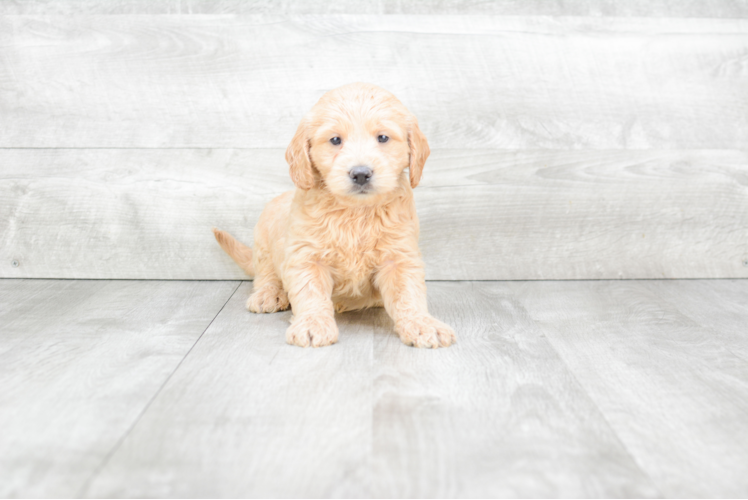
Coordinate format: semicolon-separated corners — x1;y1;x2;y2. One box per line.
377;135;389;143
330;137;342;146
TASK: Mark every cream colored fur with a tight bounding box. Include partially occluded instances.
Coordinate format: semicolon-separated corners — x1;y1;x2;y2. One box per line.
214;82;456;348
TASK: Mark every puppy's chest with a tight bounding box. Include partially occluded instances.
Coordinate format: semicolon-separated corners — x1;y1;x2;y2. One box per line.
299;204;414;294
320;219;384;279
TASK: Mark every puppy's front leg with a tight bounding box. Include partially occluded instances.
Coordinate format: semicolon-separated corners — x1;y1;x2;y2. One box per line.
284;263;338;348
375;256;456;348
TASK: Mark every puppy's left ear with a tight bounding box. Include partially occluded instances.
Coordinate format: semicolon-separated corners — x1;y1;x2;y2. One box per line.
407;117;430;188
286;118;315;190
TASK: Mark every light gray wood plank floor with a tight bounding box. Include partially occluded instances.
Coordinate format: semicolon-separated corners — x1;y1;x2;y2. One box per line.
2;279;747;497
516;281;748;497
0;279;239;498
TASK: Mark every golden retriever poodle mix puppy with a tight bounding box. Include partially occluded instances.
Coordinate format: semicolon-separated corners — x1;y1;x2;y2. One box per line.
213;82;456;348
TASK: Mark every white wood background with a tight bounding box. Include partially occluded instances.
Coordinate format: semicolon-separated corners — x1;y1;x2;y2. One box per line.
1;2;747;279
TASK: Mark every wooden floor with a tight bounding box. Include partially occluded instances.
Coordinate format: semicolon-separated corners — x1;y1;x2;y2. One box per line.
1;279;747;498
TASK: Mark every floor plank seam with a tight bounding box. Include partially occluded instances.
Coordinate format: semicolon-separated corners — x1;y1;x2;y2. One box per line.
535;322;665;496
74;280;243;497
655;292;748;368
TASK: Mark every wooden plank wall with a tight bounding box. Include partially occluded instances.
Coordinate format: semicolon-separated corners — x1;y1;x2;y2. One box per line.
1;1;747;279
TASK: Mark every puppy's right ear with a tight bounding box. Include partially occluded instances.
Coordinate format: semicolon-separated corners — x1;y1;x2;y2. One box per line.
407;116;430;188
286;119;315;190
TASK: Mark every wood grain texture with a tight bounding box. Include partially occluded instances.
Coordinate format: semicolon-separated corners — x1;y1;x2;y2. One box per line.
649;279;748;361
3;0;748;16
83;281;377;498
336;282;660;498
1;148;746;280
84;281;660;498
516;280;748;497
0;149;292;280
2;15;747;149
0;279;238;498
420;149;748;280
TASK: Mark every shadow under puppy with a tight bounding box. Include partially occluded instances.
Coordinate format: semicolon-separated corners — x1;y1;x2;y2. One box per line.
214;82;456;348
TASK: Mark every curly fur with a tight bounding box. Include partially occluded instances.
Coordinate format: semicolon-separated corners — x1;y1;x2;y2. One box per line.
214;82;456;348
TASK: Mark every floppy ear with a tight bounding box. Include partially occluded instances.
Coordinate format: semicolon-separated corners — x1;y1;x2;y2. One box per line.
285;119;315;190
407;117;430;188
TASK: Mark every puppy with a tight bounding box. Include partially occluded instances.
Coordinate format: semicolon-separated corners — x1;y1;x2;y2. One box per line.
214;82;455;348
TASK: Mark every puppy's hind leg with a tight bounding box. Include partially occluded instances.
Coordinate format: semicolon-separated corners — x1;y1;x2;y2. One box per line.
246;246;289;314
247;275;289;313
212;227;288;313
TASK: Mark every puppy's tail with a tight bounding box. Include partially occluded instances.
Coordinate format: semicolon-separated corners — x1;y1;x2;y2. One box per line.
212;228;254;277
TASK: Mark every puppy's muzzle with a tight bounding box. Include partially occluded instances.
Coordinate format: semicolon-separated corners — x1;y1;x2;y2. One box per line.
349;166;373;186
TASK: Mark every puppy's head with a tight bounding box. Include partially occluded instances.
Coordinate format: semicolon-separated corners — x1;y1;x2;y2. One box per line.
285;83;429;201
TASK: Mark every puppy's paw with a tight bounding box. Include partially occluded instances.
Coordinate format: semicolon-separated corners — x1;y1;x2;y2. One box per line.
246;286;290;313
286;314;338;348
396;316;456;348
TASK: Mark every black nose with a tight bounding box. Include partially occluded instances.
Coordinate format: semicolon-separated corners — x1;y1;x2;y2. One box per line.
349;166;372;186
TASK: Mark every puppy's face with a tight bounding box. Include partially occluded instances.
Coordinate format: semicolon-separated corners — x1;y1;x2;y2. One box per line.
309;104;409;199
286;83;430;201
